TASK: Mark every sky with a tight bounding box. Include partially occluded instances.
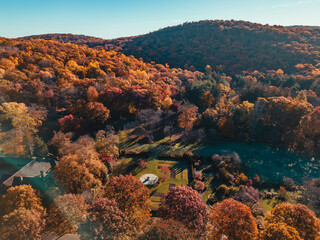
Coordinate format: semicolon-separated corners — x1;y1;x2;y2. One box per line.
1;0;320;39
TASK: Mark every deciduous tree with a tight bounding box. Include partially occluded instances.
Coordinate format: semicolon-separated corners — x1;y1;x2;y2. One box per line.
261;222;302;240
54;154;107;193
0;102;46;156
178;105;198;131
0;185;45;216
264;203;320;240
139;219;194;240
209;198;258;240
58;114;83;133
46;194;88;234
79;198;132;239
87;86;99;102
158;186;208;232
85;102;110;124
0;208;45;240
103;174;151;229
293;107;320;155
95;129;119;158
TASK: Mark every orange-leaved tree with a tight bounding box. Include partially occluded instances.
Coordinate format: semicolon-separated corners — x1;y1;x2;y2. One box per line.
0;185;46;240
209;198;258;240
0;185;45;216
263;203;320;240
103;174;151;229
46;194;88;235
261;222;302;240
178;105;198;131
139;219;195;240
1;208;45;240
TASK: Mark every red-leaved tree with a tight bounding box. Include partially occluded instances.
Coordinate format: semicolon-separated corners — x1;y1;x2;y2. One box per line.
157;186;208;233
139;219;194;240
58;114;83;133
78;198;132;239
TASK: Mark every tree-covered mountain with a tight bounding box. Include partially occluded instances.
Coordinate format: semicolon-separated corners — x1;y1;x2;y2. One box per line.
0;36;200;123
23;20;320;75
287;25;320;30
22;34;108;48
104;20;320;74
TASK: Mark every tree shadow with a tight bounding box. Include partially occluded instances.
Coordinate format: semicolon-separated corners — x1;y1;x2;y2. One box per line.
171;161;188;174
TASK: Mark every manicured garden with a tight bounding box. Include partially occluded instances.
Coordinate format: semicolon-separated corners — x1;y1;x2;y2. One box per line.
116;127;320;213
114;157;189;208
135;159;189;208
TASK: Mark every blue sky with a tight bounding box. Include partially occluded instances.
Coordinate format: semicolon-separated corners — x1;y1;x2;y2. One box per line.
1;0;320;39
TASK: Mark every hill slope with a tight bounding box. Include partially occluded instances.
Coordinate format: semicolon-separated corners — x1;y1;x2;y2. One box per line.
22;21;320;74
105;20;320;74
0;37;200;119
22;33;108;48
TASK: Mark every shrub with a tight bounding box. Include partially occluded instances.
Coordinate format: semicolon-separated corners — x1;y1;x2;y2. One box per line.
215;184;230;200
235;186;259;207
194;181;205;192
139;160;147;169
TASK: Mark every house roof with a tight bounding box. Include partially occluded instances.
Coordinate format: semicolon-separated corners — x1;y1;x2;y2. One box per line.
3;159;56;187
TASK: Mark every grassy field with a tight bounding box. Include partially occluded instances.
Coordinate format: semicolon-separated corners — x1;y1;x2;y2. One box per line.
139;159;188;208
114;156;189;208
259;189;301;214
115;127;195;207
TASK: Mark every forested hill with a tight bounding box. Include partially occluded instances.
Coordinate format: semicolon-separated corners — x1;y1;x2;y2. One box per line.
0;37;201;120
105;20;320;74
287;25;320;30
22;21;320;75
22;34;108;48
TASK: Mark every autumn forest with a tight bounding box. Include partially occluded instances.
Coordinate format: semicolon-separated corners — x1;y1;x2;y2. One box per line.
1;19;320;239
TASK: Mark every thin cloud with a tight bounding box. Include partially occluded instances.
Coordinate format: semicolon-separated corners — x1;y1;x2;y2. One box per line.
272;0;320;8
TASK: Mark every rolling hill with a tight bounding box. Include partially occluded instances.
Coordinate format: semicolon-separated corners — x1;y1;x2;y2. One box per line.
23;20;320;75
105;20;320;74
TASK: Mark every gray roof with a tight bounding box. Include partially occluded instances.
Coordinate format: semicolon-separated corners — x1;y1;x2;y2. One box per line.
3;159;55;187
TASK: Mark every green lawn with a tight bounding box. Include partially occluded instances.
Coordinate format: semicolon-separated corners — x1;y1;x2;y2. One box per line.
260;198;280;214
116;127;194;208
116;128;213;208
135;159;189;208
259;189;301;216
202;175;214;203
135;160;188;186
112;157;136;176
114;156;189;208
